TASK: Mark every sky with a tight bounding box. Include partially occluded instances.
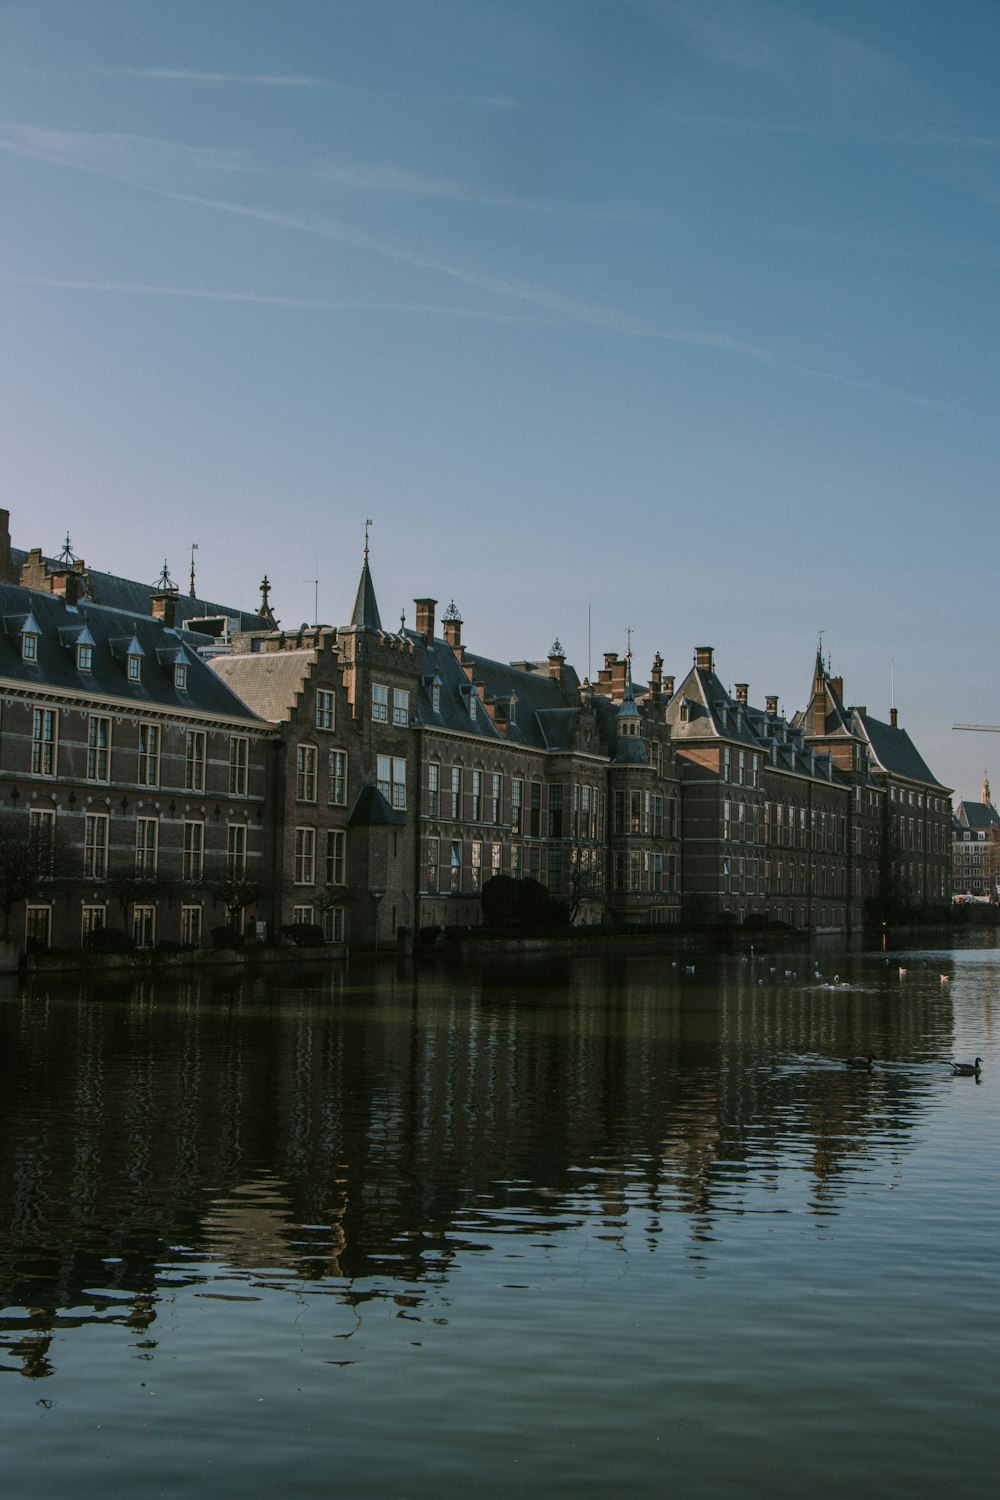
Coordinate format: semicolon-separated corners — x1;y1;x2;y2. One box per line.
1;0;997;799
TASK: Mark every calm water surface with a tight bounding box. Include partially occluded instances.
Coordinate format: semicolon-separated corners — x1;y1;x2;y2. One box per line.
1;938;997;1499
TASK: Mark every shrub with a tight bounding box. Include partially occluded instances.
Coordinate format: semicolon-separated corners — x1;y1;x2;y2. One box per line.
280;922;325;947
84;927;135;953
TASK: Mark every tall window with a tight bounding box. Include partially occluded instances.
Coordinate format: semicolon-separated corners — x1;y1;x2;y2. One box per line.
138;723;160;786
472;771;483;821
512;778;523;834
229;736;248;796
183;821;204;880
294;826;316;884
426;837;439;892
82;905;106;941
84;813;109;878
25;905;52;949
377;755;406;809
529;782;542;838
180;906;202;946
297;745;317;802
393;688;410;726
28;808;56;873
428;762;440;817
449;767;462;820
31;708;58;776
315;690;336;730
135;817;159;873
87;716;111;781
471;840;482;891
548;784;563;838
548;848;562;895
185;730;206;791
128;653;142;683
450;840;462;893
323;907;345;943
328;749;347;805
490;774;501;824
132;906;156;948
227;823;247;877
372;683;389;721
326;829;346;885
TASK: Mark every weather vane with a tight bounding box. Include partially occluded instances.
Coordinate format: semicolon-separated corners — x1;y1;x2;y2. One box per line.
364;517;373;560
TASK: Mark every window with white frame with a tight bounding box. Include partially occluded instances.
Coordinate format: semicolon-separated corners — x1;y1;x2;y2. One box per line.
82;905;106;941
294;826;316;884
428;762;440;817
377;755;406;809
426;836;439;892
315;690;336;731
185;730;206;791
328;749;347;805
132;905;156;948
293;904;315;925
229;736;249;796
449;767;462;820
138;723;160;786
21;624;39;661
77;642;93;672
490;774;501;824
297;744;317;802
25;905;52;948
227;823;247;877
393;688;410;726
511;777;523;833
28;807;56;873
322;906;345;943
84;813;109;878
471;840;482;890
135;816;159;873
372;683;389;721
87;715;111;782
174;663;187;690
450;840;462;893
183;821;204;880
128;652;142;683
180;905;203;946
325;829;346;885
472;771;483;821
31;708;58;776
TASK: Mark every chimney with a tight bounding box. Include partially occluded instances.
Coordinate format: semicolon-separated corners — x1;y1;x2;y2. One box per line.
695;646;714;673
766;694;778;718
151;590;178;628
662;674;674;701
890;707;898;728
50;568;80;604
442;600;463;650
547;638;566;683
735;683;749;706
649;653;663;698
0;509;17;584
831;675;843;701
414;597;437;643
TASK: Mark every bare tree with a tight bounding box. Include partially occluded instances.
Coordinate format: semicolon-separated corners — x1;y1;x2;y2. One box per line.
0;813;68;940
203;872;273;932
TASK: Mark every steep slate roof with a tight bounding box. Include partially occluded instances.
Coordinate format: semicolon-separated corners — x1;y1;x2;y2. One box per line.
208;649;315;722
10;548;264;632
350;559;383;632
854;711;946;788
0;582;264;721
953;799;1000;834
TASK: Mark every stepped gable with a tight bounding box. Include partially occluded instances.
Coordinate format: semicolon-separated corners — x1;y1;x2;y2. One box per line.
0;581;262;720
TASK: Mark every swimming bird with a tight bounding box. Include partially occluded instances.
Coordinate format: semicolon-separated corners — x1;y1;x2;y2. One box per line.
940;974;951;984
898;967;907;978
951;1057;982;1076
844;1054;875;1070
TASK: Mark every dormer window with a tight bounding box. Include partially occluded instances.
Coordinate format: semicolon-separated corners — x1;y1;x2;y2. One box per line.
127;652;141;682
20;613;41;661
174;664;188;691
77;643;93;672
432;680;441;713
468;686;478;722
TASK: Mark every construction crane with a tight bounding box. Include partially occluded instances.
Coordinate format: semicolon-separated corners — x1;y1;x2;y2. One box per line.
954;725;1000;733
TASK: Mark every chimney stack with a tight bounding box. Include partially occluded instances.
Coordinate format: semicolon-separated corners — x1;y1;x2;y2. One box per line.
695;646;714;673
414;597;437;643
735;683;749;706
547;638;566;683
890;707;898;728
765;694;778;718
442;600;463;651
152;590;178;628
50;568;80;604
662;674;674;700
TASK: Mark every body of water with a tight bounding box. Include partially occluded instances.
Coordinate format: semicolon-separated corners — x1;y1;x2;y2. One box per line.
1;937;997;1498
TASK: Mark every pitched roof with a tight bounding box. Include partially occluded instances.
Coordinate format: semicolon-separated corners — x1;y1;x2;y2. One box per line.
350;559;382;632
954;799;1000;833
0;582;263;721
348;783;403;826
207;650;315;722
854;711;947;788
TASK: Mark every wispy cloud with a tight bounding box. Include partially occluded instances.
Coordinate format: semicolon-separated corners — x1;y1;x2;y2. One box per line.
0;123;254;184
95;66;331;88
310;160;638;221
0;269;546;322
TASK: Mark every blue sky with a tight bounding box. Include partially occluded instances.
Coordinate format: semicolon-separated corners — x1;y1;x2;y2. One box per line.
1;0;997;798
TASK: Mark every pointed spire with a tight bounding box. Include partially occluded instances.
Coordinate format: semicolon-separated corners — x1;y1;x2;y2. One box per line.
351;525;382;632
984;772;992;807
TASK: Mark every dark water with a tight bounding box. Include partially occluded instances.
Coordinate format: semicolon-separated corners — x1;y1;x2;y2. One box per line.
1;939;997;1499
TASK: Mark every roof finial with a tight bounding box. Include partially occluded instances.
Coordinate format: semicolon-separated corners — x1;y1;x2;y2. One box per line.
189;542;198;598
400;607;406;635
625;625;633;663
155;560;176;592
58;532;76;566
364;517;373;561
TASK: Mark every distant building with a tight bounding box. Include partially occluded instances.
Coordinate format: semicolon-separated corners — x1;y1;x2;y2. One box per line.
951;777;1000;900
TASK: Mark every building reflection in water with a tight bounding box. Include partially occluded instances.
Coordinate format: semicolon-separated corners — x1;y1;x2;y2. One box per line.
0;948;971;1376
